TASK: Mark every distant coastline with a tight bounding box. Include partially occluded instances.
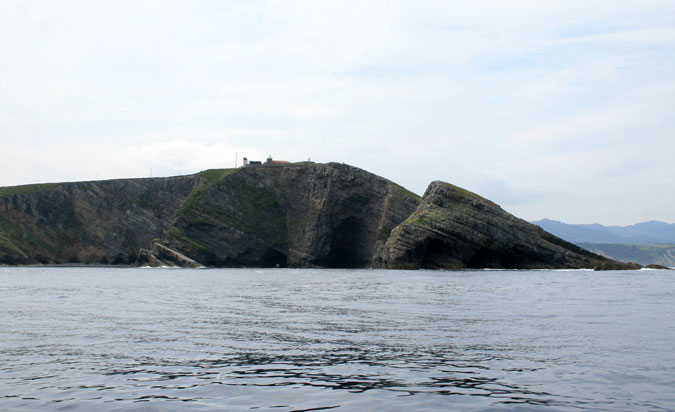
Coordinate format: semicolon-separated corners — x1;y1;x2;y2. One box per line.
533;219;675;266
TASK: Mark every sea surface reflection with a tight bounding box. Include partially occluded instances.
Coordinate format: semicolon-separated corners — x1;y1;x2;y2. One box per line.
1;267;674;411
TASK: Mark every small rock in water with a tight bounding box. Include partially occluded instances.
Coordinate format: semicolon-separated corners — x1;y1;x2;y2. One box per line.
594;261;642;271
645;264;673;270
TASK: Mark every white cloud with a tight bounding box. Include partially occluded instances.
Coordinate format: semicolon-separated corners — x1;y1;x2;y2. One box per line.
554;26;675;47
504;80;675;147
1;139;265;186
511;57;633;100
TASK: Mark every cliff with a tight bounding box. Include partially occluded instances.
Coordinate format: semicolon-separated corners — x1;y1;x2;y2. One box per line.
373;181;635;270
0;163;419;268
162;162;419;267
0;164;638;269
0;175;202;265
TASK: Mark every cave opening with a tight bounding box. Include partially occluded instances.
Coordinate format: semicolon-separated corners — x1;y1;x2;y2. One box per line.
316;217;371;268
467;247;516;269
419;238;447;269
259;248;288;268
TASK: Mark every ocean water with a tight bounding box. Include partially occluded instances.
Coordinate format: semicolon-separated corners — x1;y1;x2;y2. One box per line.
1;267;674;412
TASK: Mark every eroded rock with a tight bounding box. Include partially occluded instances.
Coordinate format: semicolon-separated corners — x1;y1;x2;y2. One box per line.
374;181;638;270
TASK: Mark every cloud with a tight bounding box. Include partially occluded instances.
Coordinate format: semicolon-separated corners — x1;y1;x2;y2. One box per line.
504;80;675;147
1;1;675;225
0;138;267;186
511;57;632;100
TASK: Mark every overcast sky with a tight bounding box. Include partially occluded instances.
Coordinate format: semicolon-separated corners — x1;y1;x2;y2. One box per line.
1;1;674;225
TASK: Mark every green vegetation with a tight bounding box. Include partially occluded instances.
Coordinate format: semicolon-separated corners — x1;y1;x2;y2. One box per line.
0;183;59;198
175;168;238;219
0;214;55;257
167;169;287;264
133;193;155;209
404;213;426;227
390;182;421;202
198;168;237;184
405;206;443;227
199;176;287;246
169;169;241;260
440;182;499;209
131;191;166;217
167;227;214;256
0;231;24;257
404;183;501;229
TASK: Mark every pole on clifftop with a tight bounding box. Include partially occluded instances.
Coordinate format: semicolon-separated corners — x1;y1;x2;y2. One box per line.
235;152;237;168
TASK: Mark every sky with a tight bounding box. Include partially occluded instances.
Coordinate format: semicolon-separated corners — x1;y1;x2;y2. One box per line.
1;1;674;225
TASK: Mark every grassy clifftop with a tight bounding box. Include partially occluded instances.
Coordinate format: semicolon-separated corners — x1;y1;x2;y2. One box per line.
0;183;60;198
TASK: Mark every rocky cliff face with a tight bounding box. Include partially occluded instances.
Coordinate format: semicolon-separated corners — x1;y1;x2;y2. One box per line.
0;165;638;269
0;176;202;265
0;163;419;268
373;181;632;270
164;163;420;267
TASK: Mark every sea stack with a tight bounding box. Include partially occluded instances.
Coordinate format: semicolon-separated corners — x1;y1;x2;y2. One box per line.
373;181;633;270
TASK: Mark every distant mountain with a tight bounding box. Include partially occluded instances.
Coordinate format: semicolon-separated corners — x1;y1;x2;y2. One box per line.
532;219;675;245
577;243;675;267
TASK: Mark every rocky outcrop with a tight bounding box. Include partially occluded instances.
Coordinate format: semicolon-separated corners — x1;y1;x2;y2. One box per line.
592;261;642;271
0;165;643;270
164;163;420;267
0;163;419;268
644;264;672;270
136;241;205;268
0;175;202;265
373;181;637;270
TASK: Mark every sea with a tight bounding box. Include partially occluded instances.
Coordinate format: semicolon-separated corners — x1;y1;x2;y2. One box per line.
1;267;674;412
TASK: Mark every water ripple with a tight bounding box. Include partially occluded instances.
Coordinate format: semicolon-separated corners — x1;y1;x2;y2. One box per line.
1;267;674;411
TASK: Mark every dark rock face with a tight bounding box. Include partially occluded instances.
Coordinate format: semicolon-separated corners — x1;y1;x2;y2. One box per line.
0;166;640;270
0;163;419;268
644;264;672;270
0;176;201;265
593;261;643;271
374;181;636;270
165;163;420;268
